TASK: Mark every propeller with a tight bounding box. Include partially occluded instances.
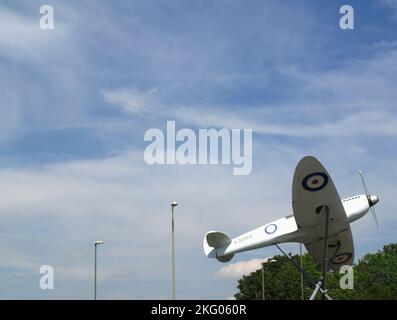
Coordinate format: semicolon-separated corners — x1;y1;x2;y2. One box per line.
359;170;380;232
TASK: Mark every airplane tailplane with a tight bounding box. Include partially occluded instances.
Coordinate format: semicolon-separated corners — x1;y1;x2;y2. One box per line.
203;231;234;262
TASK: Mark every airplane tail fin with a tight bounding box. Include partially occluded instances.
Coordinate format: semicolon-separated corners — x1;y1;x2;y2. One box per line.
203;231;234;263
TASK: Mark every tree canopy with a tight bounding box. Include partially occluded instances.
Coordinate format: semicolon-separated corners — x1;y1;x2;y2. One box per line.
234;243;397;300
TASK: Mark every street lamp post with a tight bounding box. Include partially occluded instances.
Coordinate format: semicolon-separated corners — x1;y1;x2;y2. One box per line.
300;243;304;300
262;258;276;300
171;201;178;300
262;263;265;300
94;240;104;300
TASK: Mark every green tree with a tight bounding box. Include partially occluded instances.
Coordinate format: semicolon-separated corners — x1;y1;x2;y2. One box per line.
234;243;397;300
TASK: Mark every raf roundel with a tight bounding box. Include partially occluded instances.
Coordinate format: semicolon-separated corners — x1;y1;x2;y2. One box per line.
332;253;352;265
265;224;277;235
302;172;329;192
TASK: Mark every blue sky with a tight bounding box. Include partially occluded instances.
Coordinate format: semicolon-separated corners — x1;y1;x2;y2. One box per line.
0;0;397;299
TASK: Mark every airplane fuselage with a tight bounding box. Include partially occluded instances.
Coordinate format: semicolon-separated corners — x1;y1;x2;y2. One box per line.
215;194;377;258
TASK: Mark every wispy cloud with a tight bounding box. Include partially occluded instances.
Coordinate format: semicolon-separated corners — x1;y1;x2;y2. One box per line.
215;258;272;279
0;145;295;298
103;85;397;137
0;5;74;64
103;88;160;114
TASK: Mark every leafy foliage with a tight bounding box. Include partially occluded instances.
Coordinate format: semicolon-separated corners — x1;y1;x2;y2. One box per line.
234;243;397;300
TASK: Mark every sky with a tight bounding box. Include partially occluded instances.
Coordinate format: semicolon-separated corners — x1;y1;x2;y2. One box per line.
0;0;396;299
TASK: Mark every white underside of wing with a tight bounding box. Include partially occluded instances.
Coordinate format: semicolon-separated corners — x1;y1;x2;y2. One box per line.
292;156;349;228
304;228;354;270
291;156;355;269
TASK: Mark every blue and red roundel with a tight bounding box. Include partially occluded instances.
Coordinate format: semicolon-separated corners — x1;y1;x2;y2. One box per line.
265;224;277;235
302;172;328;192
332;253;352;265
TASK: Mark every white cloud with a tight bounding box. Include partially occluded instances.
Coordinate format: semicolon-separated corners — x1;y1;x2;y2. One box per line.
0;4;91;145
102;42;397;139
103;88;159;114
104;84;397;137
215;258;272;279
253;111;397;137
0;6;72;63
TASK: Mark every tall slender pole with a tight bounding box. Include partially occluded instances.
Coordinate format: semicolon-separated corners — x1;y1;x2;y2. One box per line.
94;240;103;300
171;201;178;300
172;206;175;300
94;244;97;300
300;243;304;300
262;263;265;300
322;206;330;300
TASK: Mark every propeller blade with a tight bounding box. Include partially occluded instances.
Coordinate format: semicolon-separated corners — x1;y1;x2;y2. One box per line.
370;206;380;232
359;170;380;232
359;170;370;197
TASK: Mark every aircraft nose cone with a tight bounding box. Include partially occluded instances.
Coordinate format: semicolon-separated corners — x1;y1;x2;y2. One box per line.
369;195;379;206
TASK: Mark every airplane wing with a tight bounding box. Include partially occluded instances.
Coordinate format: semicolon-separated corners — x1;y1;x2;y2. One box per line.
305;228;354;270
292;156;348;227
292;156;354;270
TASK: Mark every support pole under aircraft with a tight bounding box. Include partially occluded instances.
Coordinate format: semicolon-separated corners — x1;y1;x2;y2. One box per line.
275;243;333;300
322;206;330;300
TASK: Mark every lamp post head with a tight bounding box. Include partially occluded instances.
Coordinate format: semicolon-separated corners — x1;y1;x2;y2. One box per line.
171;201;178;207
95;240;104;246
262;258;276;267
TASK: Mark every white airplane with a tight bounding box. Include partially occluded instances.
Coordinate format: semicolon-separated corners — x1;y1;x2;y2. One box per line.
203;156;379;271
